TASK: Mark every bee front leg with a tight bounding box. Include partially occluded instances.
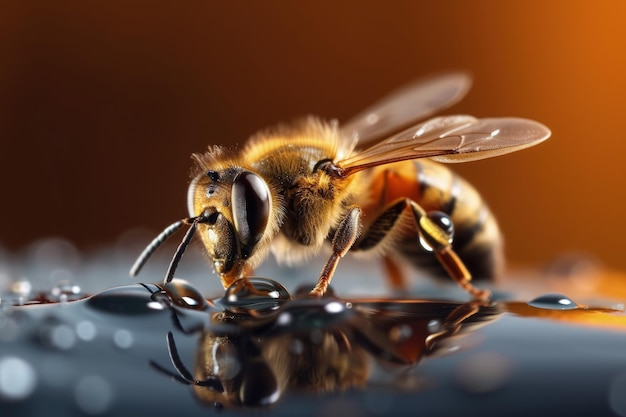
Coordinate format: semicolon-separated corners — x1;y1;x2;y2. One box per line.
408;201;491;301
310;206;362;297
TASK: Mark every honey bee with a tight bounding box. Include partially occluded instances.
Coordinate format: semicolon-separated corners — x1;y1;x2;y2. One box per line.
131;72;550;299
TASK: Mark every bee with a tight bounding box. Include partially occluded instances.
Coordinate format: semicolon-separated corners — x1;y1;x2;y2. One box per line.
130;72;550;300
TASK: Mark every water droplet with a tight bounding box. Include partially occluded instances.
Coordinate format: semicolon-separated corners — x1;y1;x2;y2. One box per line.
2;278;33;306
39;323;76;350
87;284;167;315
418;211;454;252
219;277;291;315
113;329;134;349
10;278;32;298
74;375;113;415
75;320;97;342
0;356;37;401
49;279;83;303
427;319;442;334
163;279;209;310
528;293;578;310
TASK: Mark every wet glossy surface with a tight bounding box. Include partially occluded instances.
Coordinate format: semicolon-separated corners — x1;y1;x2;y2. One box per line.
2;273;626;417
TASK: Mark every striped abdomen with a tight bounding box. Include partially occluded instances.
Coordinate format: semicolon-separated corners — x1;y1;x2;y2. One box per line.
357;159;503;281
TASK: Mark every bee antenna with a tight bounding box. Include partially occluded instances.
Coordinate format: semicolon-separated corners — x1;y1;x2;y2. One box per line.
151;331;224;391
129;219;188;277
164;214;210;284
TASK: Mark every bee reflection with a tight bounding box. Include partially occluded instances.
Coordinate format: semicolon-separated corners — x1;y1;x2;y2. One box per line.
152;291;500;409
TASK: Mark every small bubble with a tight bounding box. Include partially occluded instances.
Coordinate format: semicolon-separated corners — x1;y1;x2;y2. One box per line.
0;356;37;401
49;279;83;303
75;321;97;342
40;323;76;351
3;278;33;305
389;324;413;342
427;319;442;334
113;329;134;349
74;375;113;415
10;279;32;298
528;293;578;310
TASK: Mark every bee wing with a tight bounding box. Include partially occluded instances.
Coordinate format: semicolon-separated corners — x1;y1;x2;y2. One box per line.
339;72;472;146
336;115;551;176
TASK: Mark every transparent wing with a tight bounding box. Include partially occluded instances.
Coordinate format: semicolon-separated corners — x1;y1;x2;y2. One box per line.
339;72;472;147
336;115;551;176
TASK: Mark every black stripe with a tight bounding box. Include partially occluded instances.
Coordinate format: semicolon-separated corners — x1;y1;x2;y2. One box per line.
452;207;487;250
441;175;459;215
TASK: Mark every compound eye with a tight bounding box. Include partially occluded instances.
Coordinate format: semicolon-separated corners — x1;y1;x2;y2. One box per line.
231;172;271;258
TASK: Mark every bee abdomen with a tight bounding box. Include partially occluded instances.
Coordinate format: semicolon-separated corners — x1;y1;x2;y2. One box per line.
414;159;503;280
361;159;503;280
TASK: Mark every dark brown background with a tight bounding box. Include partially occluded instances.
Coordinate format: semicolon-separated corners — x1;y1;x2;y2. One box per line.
1;1;625;271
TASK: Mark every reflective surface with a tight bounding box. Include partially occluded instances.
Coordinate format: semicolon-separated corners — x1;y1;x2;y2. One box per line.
2;273;626;416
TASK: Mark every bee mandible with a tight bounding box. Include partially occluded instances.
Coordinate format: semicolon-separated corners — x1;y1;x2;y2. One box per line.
130;72;551;300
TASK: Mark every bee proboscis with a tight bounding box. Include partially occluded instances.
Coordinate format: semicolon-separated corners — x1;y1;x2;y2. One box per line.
130;72;551;300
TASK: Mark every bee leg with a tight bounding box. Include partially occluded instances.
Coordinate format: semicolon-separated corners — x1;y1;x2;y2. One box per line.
425;301;484;349
382;256;407;291
310;206;362;297
408;201;491;300
352;198;411;291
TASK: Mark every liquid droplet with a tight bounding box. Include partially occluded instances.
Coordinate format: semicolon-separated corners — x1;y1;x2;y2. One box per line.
427;319;442;334
528;293;578;310
2;278;33;306
0;356;37;401
75;320;97;342
218;277;291;315
39;322;76;351
49;279;83;303
87;284;168;315
113;329;134;349
163;279;209;310
10;279;32;298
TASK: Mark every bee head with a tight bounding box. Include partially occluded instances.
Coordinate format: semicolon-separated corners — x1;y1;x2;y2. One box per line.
187;168;272;285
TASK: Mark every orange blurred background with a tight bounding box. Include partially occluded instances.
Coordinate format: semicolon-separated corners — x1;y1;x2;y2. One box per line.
0;1;625;272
